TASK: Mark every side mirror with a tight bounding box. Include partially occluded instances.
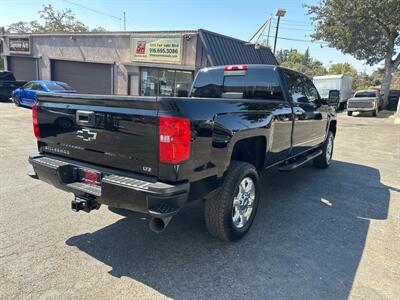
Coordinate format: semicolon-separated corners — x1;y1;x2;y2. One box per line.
328;90;340;107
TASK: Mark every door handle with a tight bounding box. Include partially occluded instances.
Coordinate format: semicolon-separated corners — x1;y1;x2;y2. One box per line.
76;110;96;126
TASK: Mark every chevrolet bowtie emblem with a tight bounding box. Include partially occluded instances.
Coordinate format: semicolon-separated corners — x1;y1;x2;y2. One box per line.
77;128;97;141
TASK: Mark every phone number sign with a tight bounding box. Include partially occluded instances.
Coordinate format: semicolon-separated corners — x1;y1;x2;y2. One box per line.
131;37;182;64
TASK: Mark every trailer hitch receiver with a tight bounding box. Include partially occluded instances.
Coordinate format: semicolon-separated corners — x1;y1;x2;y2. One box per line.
71;196;101;213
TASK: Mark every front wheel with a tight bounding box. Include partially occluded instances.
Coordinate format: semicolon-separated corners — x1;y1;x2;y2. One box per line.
347;111;353;116
13;97;21;106
204;161;260;242
313;131;334;169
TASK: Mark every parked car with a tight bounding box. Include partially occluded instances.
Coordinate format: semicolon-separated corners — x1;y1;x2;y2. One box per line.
12;80;76;108
28;65;338;242
0;71;26;101
313;75;353;110
347;89;383;117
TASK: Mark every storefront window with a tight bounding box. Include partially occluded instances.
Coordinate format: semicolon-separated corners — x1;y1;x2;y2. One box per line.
175;71;192;97
140;68;193;97
140;68;159;96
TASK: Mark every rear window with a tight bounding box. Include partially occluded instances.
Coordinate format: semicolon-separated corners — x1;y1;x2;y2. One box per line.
191;68;224;98
46;82;73;91
355;91;377;98
191;68;283;100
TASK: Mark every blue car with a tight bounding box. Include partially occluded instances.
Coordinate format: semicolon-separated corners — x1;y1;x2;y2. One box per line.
12;80;76;108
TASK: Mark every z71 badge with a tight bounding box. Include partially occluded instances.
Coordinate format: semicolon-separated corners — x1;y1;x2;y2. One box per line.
77;129;97;141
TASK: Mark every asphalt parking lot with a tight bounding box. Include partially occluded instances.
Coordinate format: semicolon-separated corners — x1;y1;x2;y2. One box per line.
1;102;399;300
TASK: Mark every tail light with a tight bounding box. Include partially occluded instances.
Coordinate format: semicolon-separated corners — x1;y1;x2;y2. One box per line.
32;103;40;139
224;64;248;71
159;116;191;164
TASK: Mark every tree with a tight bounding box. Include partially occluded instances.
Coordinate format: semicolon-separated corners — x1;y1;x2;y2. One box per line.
6;4;106;33
307;0;400;107
6;21;41;33
328;63;358;77
277;48;328;76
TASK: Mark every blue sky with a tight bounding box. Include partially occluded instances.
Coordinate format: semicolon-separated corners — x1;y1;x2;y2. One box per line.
1;0;381;73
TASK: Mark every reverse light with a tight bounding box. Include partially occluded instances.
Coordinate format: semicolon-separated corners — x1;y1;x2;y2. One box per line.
224;64;248;71
32;103;40;139
159;116;191;164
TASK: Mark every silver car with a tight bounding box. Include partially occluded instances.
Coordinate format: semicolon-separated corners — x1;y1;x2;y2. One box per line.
347;90;383;117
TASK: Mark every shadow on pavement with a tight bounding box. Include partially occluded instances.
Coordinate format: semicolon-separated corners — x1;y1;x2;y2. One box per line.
66;160;390;299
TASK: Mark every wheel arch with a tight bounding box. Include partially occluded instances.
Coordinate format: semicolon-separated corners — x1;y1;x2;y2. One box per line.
230;136;267;171
328;119;337;137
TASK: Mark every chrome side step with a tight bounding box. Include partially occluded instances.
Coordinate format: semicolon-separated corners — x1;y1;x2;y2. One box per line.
278;149;323;172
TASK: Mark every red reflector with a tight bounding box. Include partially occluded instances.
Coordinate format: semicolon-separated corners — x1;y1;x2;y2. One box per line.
83;172;98;185
32;103;40;139
159;116;191;164
224;64;248;71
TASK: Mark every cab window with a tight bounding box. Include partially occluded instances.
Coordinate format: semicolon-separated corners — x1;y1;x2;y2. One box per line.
31;83;44;91
190;68;223;98
191;67;283;100
22;82;34;90
303;78;320;102
282;71;309;103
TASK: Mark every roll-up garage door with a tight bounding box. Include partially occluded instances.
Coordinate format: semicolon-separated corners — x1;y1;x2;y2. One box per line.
51;60;113;94
7;56;38;81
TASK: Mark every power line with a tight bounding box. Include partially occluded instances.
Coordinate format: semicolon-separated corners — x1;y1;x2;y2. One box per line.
269;35;327;45
62;0;122;21
276;26;314;32
280;19;312;25
273;22;312;28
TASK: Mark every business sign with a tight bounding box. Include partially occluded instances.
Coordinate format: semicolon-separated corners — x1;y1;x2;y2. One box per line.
131;37;182;64
9;37;31;54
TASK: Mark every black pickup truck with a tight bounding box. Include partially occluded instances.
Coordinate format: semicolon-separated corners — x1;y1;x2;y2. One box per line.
0;71;26;101
29;65;338;241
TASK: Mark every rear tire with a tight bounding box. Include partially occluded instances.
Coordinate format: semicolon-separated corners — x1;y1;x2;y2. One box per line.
204;161;260;242
313;131;334;169
347;111;353;116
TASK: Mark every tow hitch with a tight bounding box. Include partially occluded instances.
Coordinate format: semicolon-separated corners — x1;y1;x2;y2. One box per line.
71;196;101;213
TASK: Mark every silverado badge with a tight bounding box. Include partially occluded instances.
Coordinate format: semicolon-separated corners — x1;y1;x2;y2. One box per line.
77;129;97;141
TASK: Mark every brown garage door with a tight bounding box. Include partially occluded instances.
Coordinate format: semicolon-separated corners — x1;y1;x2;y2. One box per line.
51;60;113;94
7;56;38;81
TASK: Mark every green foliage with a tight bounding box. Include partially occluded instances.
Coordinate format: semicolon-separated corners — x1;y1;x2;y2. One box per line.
307;0;400;104
328;63;358;77
307;0;400;66
277;48;328;76
6;4;106;33
351;68;386;90
91;27;107;32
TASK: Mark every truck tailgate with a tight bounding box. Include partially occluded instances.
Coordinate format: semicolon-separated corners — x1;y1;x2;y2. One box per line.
36;93;159;177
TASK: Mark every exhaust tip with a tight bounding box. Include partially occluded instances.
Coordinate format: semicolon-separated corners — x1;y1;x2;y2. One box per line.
149;217;166;233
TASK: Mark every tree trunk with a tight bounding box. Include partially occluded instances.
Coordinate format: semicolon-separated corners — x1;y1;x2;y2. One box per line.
381;60;393;109
381;33;399;109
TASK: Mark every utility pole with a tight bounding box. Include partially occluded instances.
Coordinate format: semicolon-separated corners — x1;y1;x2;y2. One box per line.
266;15;272;47
123;12;126;31
248;15;273;49
273;8;286;54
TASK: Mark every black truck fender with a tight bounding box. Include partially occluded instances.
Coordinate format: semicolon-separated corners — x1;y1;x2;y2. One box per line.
211;111;273;177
